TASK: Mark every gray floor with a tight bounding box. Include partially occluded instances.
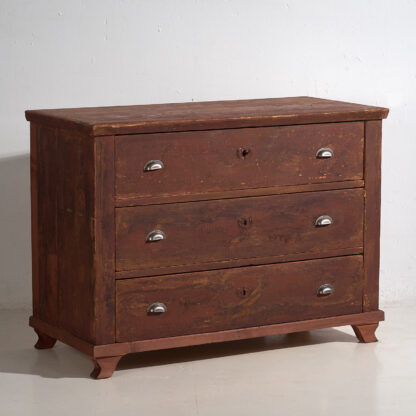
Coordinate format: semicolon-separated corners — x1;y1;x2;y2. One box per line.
0;304;414;415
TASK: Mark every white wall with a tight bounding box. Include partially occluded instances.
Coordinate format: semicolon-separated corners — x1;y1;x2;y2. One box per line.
1;0;415;308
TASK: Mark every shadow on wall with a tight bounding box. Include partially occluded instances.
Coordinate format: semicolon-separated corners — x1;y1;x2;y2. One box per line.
0;154;32;309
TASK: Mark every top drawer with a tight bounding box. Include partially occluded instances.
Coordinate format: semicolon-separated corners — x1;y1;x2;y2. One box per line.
115;122;363;200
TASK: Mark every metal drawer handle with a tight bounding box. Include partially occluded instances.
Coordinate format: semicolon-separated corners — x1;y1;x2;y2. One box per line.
147;302;167;314
316;148;334;159
315;215;333;227
145;230;166;242
317;284;335;296
144;160;164;171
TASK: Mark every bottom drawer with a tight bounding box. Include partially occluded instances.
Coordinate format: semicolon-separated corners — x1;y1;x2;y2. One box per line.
116;256;363;342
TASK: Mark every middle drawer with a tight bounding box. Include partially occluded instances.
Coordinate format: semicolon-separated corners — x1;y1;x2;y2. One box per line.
116;188;363;272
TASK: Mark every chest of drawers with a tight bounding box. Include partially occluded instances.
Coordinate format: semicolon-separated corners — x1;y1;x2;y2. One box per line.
26;97;389;379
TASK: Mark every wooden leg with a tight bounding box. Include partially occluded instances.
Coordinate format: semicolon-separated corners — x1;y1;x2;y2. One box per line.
352;323;379;343
34;329;57;349
91;356;123;379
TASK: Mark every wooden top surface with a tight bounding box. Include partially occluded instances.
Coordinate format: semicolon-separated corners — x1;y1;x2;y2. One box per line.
25;96;389;136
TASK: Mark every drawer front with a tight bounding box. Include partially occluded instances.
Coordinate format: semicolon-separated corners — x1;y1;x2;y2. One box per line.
115;122;363;199
116;256;363;342
116;188;363;272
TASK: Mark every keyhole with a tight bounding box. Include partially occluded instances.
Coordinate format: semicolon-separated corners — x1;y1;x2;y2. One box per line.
241;288;247;296
237;147;251;159
238;216;253;228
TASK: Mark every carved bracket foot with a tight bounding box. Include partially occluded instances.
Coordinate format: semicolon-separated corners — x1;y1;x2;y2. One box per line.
34;329;57;349
352;323;379;343
91;356;123;379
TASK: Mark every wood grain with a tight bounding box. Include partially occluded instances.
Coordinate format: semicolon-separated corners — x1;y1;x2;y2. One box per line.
115;122;364;200
352;323;379;343
115;247;363;279
93;137;116;344
96;310;385;358
29;315;94;356
116;256;363;342
91;356;123;379
115;180;364;207
363;120;382;311
30;123;40;318
57;131;117;344
25;97;389;136
31;127;116;345
30;310;385;360
57;129;96;342
34;329;57;349
30;125;59;326
27;97;388;379
116;189;364;272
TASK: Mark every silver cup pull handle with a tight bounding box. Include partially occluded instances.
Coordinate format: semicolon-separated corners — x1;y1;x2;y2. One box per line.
315;215;333;227
316;148;334;159
147;302;167;314
317;284;335;296
144;160;164;171
146;230;166;242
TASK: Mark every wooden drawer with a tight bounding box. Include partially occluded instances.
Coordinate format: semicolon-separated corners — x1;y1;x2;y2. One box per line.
116;255;363;342
116;188;364;272
115;122;363;201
